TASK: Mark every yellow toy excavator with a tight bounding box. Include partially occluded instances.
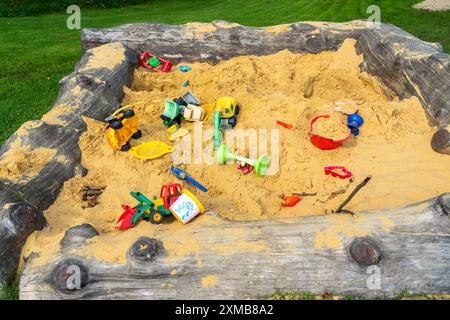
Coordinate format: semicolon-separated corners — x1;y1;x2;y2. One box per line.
213;97;240;150
105;105;142;151
215;96;240;129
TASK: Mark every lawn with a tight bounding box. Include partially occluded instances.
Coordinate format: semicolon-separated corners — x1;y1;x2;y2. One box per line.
0;0;449;145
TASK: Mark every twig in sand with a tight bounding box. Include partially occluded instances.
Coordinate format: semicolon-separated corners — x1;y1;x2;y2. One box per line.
292;192;317;196
339;209;357;217
336;175;372;214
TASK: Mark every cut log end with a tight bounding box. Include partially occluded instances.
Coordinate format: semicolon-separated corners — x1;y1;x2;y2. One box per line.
127;237;164;262
8;202;46;233
50;258;89;292
431;129;450;155
348;237;382;267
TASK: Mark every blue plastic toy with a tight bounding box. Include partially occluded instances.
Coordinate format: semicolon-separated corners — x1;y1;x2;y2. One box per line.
347;113;364;136
170;165;207;192
179;65;191;72
182;80;189;87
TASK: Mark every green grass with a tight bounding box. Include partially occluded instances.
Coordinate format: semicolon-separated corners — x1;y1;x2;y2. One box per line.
0;280;19;300
272;289;450;300
0;0;449;145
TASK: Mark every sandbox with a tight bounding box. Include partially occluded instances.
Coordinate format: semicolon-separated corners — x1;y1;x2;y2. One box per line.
0;20;449;299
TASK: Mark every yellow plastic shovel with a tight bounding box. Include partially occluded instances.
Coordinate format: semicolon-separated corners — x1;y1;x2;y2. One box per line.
128;141;174;160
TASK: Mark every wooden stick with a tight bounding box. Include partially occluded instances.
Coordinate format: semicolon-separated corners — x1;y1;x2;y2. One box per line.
336;175;372;213
292;192;317;196
340;209;356;217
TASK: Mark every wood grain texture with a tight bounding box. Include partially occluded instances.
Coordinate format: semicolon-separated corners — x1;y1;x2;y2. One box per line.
19;194;450;299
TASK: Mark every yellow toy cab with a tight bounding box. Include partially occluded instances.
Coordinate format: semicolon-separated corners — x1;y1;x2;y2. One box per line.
216;96;240;129
105;105;142;151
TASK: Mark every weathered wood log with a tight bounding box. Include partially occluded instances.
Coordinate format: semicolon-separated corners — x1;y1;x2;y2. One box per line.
0;43;138;286
19;194;450;299
81;20;450;127
0;202;46;285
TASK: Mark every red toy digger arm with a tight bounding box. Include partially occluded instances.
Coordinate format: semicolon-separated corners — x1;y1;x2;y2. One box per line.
160;183;183;208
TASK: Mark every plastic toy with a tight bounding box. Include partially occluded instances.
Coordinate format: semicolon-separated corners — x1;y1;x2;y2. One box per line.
308;114;351;150
276;120;294;129
335;100;358;115
116;184;182;228
161;91;201;127
128;141;173;159
174;91;200;106
183;104;205;121
139;52;172;73
170;165;208;192
212;96;240;150
281;195;301;207
215;144;269;176
202;103;216;121
179;65;191;72
105;105;142;151
213;111;223;150
347;113;364;136
215;97;240;130
182;80;189;87
167;124;179;134
324;166;352;179
161;99;184;128
237;162;253;175
169;189;204;224
168;128;189;141
116;184;204;229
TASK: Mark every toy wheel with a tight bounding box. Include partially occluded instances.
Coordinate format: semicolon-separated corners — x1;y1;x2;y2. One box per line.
121;142;132;152
173;97;186;106
111;120;123;130
105;115;115;123
229;116;237;128
215;144;228;164
123;109;135;118
235;104;240;115
149;210;164;224
132;130;142;139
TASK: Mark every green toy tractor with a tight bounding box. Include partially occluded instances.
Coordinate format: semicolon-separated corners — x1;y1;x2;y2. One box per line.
116;184;183;229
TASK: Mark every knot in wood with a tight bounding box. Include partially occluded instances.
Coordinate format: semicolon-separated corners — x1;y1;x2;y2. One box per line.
50;258;88;291
60;224;99;250
431;129;450;155
128;237;163;262
9;202;43;228
348;237;382;267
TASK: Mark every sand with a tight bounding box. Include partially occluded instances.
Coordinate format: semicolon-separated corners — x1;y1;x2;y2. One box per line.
0;120;57;181
20;39;450;267
312;116;349;139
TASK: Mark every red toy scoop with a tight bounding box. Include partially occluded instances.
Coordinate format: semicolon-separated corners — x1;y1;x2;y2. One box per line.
115;204;138;229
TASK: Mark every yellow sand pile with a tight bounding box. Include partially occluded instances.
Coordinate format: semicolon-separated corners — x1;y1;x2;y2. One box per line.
20;39;450;266
312;116;349;139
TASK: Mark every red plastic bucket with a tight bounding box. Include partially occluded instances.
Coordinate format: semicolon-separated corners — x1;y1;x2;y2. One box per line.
309;114;351;150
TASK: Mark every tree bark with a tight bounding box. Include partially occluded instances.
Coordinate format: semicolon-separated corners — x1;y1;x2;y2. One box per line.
19;194;450;299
